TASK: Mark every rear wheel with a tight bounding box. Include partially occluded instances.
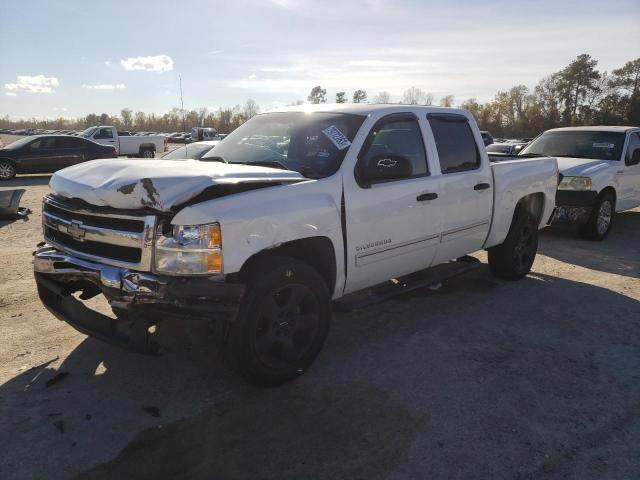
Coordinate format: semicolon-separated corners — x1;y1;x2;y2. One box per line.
579;191;614;241
0;160;16;180
488;207;538;280
225;255;331;387
140;148;154;158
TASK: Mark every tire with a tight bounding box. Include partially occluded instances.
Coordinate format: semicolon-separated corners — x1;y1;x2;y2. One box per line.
225;255;331;387
488;207;538;280
140;148;154;159
579;191;615;241
0;159;16;180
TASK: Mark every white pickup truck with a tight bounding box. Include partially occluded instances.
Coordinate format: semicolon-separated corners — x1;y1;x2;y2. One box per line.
80;126;167;158
34;105;558;386
516;126;640;240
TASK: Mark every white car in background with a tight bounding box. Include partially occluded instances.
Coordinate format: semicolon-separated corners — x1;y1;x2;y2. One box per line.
161;140;220;160
520;126;640;240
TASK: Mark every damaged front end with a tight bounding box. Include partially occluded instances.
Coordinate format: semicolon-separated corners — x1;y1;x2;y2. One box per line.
33;195;244;354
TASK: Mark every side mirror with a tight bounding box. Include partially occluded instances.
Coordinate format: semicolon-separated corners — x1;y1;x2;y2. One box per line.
358;154;413;185
627;148;640;166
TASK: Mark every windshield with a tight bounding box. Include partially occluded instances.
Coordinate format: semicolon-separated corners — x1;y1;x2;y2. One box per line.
201;112;366;178
162;142;217;160
80;127;98;138
520;130;625;160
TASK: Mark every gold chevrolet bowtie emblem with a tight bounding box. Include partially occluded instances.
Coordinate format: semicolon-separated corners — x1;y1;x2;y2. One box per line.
66;220;86;241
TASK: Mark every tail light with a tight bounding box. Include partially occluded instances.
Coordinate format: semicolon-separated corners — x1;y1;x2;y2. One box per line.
163;136;168;151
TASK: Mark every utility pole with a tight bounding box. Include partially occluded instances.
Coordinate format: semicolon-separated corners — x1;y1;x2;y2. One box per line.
179;74;186;132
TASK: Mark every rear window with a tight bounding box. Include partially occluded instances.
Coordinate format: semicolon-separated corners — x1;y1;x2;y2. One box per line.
428;114;481;173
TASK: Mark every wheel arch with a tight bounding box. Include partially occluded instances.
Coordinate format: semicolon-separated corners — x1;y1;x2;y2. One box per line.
598;185;616;204
238;236;337;294
515;192;546;227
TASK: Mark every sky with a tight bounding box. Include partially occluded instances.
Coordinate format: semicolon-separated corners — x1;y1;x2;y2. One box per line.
0;0;639;119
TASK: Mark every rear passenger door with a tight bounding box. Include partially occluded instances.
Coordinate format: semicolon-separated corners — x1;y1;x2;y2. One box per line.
426;113;493;264
344;113;442;293
56;136;87;168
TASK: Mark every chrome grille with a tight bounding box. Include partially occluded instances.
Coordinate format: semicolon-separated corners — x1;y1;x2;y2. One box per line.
42;196;156;271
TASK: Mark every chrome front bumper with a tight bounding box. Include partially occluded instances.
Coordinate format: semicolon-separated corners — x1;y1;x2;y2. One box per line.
34;244;169;306
33;245;245;353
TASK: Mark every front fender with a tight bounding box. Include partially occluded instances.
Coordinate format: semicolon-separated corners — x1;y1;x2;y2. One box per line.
170;176;344;283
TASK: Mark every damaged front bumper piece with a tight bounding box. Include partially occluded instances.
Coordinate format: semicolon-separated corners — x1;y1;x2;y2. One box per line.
33;245;244;353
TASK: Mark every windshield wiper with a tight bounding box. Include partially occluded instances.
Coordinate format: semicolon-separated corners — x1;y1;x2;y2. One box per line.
201;155;227;163
516;152;545;157
238;160;291;171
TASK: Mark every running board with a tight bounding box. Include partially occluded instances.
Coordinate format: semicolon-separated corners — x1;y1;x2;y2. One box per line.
333;255;481;313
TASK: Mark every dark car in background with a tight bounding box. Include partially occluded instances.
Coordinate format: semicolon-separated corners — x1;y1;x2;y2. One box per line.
0;135;117;180
480;130;494;146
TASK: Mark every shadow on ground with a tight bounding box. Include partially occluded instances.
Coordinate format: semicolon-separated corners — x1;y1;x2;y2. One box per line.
0;174;52;188
2;267;638;479
540;210;640;278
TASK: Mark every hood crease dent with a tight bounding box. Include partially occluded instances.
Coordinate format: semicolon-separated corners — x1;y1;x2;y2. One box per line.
49;159;306;212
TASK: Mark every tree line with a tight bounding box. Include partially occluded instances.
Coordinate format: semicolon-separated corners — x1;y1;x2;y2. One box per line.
1;54;638;138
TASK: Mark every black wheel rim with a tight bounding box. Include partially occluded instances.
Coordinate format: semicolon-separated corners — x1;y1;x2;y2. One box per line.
253;284;320;370
513;223;535;271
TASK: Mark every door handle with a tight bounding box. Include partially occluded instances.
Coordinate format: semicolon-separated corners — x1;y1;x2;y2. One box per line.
474;183;491;191
417;193;438;202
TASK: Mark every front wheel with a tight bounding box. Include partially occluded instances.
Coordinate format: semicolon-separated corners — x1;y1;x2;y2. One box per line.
0;160;16;180
226;255;331;387
579;191;615;241
488;207;538;280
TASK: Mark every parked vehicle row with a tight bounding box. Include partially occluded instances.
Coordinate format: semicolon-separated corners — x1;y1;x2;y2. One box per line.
33;104;559;386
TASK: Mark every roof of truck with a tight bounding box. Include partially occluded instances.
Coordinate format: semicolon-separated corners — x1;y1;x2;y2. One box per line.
548;126;639;133
263;103;470;117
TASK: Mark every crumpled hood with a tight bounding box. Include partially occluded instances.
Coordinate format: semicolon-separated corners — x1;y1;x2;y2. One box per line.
49;158;305;211
556;157;611;176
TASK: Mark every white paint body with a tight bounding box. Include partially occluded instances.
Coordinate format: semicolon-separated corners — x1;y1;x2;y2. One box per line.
84;126;165;156
552;127;640;212
49;105;559;300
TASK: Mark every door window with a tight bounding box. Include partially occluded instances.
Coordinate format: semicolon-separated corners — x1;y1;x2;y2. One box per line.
357;115;428;183
626;132;640;166
94;128;113;139
58;137;85;148
428;114;481;173
29;137;57;150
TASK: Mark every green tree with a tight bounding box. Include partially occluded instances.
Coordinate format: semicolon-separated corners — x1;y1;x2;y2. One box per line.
307;86;326;104
352;89;367;103
556;54;601;125
335;92;347;103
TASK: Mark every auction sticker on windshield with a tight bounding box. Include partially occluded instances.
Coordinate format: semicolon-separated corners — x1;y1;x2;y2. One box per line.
322;125;351;150
593;143;615;149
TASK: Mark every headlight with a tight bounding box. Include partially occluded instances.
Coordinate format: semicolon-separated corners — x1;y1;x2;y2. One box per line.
558;176;592;191
154;223;222;275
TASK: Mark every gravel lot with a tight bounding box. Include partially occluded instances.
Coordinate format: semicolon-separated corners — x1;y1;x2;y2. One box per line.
1;134;639;479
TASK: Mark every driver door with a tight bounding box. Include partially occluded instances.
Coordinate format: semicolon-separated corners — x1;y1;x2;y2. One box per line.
344;113;442;293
